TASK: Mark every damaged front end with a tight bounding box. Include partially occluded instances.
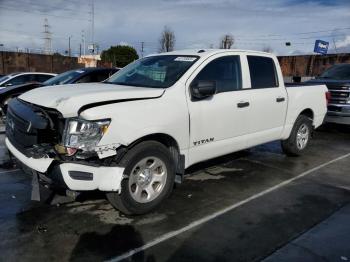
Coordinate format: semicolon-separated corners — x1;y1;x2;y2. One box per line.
6;98;125;201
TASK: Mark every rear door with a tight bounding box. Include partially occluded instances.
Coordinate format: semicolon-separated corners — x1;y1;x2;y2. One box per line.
186;53;251;165
243;55;287;147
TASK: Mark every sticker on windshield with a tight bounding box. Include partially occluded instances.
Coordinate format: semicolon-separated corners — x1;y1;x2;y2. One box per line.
75;70;85;73
174;57;197;62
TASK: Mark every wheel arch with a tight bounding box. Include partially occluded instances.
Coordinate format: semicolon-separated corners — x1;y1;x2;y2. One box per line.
282;108;315;140
299;108;314;122
119;133;185;183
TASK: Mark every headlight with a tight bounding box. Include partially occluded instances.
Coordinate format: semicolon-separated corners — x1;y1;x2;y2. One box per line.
63;118;110;151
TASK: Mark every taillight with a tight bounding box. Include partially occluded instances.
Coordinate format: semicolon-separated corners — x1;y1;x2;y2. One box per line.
325;91;331;105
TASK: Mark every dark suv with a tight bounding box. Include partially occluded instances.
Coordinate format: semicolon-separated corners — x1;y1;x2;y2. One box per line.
0;67;119;116
308;64;350;125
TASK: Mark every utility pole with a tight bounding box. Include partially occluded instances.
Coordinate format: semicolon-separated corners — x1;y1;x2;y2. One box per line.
43;18;52;54
68;36;72;57
332;38;338;54
79;43;82;57
141;41;144;57
81;30;86;56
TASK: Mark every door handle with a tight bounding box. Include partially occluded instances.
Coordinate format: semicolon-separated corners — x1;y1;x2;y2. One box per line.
237;101;250;108
276;97;285;102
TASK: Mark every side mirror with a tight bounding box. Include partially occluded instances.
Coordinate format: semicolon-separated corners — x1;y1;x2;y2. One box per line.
191;80;216;100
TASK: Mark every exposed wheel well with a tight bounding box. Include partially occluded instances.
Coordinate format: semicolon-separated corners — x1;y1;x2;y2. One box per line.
126;134;184;183
130;133;179;150
299;108;314;122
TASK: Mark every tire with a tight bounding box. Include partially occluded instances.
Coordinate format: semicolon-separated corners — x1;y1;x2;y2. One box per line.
106;141;176;215
1;96;13;121
281;115;313;156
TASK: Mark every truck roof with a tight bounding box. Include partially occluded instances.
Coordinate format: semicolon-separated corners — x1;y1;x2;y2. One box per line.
149;49;272;58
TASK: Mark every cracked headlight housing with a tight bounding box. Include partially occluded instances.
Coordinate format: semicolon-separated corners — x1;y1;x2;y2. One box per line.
63;118;110;151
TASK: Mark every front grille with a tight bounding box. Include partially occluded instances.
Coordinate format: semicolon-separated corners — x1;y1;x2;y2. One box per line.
6;98;62;154
327;84;350;105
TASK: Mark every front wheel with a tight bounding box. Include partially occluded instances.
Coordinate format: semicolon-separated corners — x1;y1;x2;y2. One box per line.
281;115;313;156
106;141;175;215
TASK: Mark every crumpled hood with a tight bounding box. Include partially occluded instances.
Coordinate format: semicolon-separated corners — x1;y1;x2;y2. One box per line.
19;82;165;117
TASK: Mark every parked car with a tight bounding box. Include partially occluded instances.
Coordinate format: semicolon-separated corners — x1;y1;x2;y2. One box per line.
5;49;328;215
0;67;119;116
308;63;350;125
0;72;56;88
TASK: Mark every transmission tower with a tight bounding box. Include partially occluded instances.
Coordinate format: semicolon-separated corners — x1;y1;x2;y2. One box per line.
89;0;95;54
43;18;52;54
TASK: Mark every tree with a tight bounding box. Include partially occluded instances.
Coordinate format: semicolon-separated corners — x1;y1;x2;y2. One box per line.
220;34;234;49
159;26;176;53
100;45;139;67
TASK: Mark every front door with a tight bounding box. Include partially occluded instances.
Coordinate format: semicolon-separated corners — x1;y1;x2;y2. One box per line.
186;54;251;166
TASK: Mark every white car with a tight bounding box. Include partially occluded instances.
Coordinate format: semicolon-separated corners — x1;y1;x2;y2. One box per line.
0;72;56;88
6;49;328;214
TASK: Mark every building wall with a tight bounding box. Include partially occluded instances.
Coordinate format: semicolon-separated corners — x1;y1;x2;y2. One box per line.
278;53;350;77
1;51;349;78
0;51;84;74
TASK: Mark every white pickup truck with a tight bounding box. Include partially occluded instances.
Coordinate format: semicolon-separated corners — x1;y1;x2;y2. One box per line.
6;50;328;214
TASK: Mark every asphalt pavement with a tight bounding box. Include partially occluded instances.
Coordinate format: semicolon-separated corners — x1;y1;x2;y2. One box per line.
0;124;349;262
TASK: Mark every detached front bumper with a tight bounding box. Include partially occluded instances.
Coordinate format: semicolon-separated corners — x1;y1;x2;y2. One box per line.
6;138;125;192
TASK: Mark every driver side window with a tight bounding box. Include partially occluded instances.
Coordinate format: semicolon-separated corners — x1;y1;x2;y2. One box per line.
193;56;242;94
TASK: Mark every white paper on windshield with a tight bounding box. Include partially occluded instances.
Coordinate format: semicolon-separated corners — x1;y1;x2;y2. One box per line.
75;70;85;73
174;57;197;62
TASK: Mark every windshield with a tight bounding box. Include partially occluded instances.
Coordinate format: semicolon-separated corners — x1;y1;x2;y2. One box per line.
43;69;85;86
0;76;9;83
319;64;350;80
106;55;199;88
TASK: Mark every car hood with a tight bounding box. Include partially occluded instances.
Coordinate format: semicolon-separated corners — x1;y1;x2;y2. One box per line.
19;83;165;117
0;82;43;96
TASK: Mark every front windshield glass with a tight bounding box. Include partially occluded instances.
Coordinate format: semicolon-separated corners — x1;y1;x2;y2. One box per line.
43;70;85;86
106;55;199;88
319;64;350;80
0;76;9;83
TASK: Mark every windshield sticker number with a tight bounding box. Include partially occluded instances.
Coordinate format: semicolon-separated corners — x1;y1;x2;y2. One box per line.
174;57;197;62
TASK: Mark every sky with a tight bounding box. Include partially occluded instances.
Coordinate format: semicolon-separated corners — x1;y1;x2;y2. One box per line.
0;0;349;56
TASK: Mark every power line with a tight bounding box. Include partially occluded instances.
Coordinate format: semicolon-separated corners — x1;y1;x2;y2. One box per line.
0;6;90;21
3;0;89;14
236;27;350;39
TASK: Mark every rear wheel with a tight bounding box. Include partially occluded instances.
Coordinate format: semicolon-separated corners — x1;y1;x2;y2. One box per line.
106;141;175;215
281;115;313;156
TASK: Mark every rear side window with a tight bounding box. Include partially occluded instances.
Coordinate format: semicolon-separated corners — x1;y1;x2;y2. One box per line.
3;74;34;86
193;56;242;93
93;70;113;82
248;56;278;89
34;74;54;82
76;74;93;83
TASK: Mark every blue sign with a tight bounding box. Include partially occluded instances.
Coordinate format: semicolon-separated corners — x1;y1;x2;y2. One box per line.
314;40;329;55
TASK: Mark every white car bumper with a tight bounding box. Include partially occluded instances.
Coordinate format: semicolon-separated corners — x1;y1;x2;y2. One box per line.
6;138;125;192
